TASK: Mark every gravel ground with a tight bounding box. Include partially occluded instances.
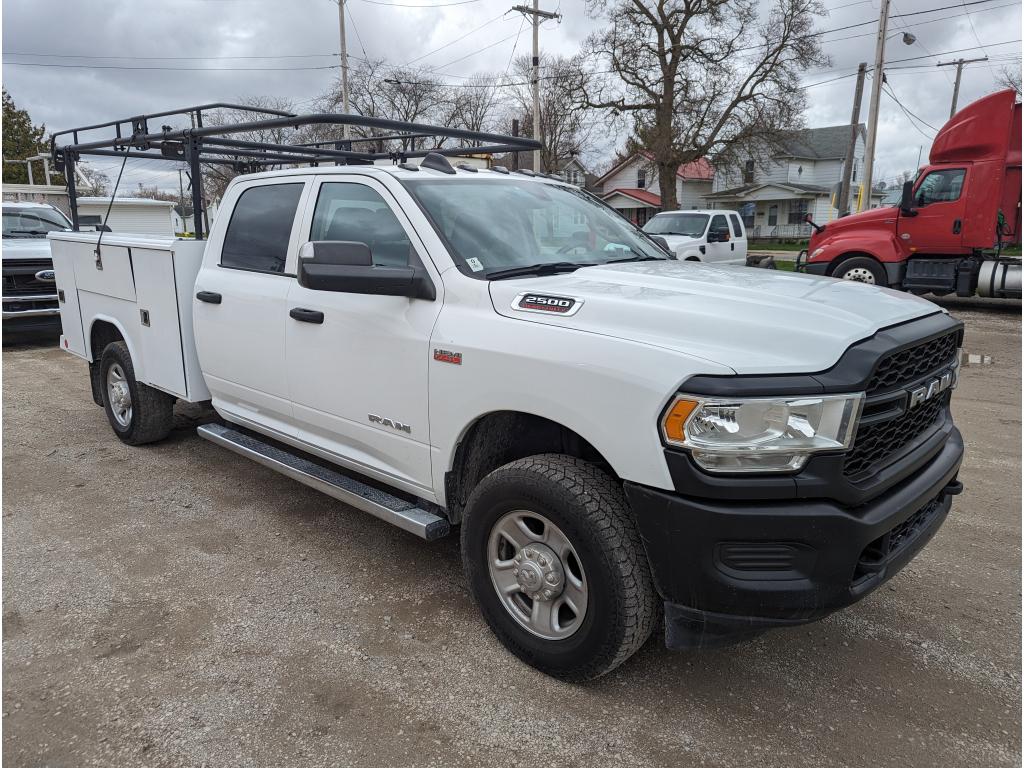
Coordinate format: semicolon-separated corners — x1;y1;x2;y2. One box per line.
3;297;1020;767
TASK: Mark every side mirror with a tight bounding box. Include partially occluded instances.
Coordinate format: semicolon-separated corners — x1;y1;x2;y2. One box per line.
899;180;917;216
707;230;728;243
649;235;672;254
297;241;435;300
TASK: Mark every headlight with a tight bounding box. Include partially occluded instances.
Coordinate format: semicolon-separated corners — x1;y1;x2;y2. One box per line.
811;247;826;259
661;393;863;473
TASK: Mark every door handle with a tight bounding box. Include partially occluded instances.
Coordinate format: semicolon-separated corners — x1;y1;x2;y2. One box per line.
196;291;222;304
731;242;735;251
952;219;962;234
289;307;324;324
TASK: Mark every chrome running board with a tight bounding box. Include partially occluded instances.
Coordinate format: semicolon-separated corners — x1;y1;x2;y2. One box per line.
197;423;450;541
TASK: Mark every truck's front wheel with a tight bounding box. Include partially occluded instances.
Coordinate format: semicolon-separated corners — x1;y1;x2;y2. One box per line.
461;454;658;681
832;255;887;286
100;342;174;445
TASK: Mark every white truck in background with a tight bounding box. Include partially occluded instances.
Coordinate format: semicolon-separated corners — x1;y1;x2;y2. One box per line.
642;209;748;264
49;109;965;681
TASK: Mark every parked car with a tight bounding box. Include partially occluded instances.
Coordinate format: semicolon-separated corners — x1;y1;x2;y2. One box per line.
642;209;748;264
2;201;71;336
50;109;965;682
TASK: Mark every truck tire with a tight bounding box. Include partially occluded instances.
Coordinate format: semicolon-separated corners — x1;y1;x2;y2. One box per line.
832;256;887;287
461;454;658;681
99;341;174;445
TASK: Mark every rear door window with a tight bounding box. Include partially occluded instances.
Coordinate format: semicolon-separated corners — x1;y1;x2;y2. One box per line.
221;183;304;273
310;182;414;267
728;213;743;238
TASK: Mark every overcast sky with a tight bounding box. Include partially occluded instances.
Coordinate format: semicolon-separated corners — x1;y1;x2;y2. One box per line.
3;0;1020;193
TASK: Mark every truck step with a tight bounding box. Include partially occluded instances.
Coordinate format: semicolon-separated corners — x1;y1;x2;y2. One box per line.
197;423;450;541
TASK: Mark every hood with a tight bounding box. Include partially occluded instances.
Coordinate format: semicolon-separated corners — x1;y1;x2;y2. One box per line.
489;261;941;375
657;234;704;251
1;237;53;260
808;206;895;249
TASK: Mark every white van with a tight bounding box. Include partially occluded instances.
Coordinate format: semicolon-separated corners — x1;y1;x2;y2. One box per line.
643;209;748;264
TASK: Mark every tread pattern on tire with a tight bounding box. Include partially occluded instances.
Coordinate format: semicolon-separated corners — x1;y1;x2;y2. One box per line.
101;342;174;445
463;453;659;681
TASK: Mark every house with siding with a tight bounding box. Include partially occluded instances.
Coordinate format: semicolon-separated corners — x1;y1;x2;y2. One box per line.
596;152;713;226
705;124;885;237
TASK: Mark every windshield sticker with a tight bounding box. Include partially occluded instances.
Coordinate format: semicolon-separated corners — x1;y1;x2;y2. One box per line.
466;257;484;272
513;293;583;317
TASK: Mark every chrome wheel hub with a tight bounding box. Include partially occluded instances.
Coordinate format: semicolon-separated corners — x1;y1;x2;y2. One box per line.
487;510;588;640
841;266;876;284
106;363;133;428
513;543;564;601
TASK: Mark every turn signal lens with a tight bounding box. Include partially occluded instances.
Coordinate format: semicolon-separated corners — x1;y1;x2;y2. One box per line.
662;397;699;443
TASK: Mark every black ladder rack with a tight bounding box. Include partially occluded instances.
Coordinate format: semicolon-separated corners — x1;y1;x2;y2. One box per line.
51;103;541;239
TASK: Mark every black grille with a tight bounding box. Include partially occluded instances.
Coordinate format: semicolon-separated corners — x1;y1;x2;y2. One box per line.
844;393;947;479
3;258;55;297
844;330;960;481
866;331;960;395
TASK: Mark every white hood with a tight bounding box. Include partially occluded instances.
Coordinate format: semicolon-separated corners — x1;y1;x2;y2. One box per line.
489;261;942;375
1;238;52;260
657;234;703;252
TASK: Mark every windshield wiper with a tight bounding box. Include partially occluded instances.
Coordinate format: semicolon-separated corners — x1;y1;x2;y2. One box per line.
7;229;49;235
604;249;665;264
485;261;597;281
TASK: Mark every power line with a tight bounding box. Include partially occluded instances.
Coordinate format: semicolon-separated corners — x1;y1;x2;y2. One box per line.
882;83;936;139
356;0;484;6
403;11;510;66
2;51;341;60
2;61;341;71
429;29;523;71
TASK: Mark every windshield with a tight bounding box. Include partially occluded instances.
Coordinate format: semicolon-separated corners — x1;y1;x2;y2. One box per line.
402;178;667;278
643;213;709;237
2;207;72;238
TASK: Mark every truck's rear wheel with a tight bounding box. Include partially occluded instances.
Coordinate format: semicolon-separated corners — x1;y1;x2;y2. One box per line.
100;342;174;445
461;454;658;681
833;256;887;286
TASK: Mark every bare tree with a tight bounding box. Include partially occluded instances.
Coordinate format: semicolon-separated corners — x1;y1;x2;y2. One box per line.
506;53;596;173
444;75;501;144
77;164;110;196
200;96;298;201
575;0;828;210
997;65;1022;96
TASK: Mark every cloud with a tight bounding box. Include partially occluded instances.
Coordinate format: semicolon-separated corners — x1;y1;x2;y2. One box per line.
3;0;1018;191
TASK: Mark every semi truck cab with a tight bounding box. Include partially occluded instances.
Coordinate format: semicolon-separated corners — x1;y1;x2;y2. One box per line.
803;88;1021;299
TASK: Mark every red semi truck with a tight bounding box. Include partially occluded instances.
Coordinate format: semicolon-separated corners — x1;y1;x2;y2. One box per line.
800;88;1021;300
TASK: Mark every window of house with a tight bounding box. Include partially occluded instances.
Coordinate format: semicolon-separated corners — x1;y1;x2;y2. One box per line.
740;202;755;228
914;168;966;206
310;182;414;267
852;159;858;182
768;205;778;227
788;199;809;225
743;160;755;184
221;183;304;273
637;168;647;188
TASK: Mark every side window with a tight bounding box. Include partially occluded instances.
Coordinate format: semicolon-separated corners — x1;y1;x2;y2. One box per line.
310;183;414;267
709;214;730;240
728;213;743;237
915;169;966;206
221;183;303;273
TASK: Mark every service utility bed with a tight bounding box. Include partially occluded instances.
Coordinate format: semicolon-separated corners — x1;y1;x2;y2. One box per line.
49;232;210;403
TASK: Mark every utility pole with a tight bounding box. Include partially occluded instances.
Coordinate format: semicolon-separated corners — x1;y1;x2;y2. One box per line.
937;57;988;118
337;0;350;138
838;62;868;218
861;0;890;213
512;2;561;173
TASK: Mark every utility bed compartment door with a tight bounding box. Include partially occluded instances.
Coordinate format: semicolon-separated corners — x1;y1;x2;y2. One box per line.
75;244;137;302
133;247;187;397
49;239;87;357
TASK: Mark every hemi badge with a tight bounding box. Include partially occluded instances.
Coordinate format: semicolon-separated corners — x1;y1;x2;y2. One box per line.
434;348;462;365
512;292;583;317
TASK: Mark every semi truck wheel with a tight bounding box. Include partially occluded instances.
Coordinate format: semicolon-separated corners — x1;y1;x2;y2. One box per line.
833;256;887;287
99;342;174;445
461;454;658;681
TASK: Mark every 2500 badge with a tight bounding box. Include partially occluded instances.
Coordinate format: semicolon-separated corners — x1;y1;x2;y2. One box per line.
513;293;583;316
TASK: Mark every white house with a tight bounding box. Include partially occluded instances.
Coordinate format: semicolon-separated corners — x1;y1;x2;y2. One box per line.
596;152;714;226
75;197;177;237
705;124;886;237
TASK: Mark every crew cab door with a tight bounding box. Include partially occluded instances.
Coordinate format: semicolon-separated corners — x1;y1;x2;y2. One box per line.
285;176;442;496
897;167;968;253
193;178;311;437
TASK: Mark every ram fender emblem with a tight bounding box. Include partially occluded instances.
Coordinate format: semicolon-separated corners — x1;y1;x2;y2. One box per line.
368;414;412;434
907;369;955;410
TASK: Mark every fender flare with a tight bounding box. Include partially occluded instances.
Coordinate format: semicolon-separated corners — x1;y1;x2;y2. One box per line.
87;314;141;369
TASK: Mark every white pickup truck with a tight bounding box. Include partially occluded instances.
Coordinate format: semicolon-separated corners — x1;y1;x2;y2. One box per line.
642;208;748;264
49;112;965;681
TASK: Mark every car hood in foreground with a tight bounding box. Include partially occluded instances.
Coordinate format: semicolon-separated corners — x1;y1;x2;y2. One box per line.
1;238;53;260
489;260;941;375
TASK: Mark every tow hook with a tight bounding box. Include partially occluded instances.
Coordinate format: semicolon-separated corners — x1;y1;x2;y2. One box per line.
943;479;965;496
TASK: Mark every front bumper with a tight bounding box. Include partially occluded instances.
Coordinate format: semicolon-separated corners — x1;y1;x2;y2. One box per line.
624;427;964;649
